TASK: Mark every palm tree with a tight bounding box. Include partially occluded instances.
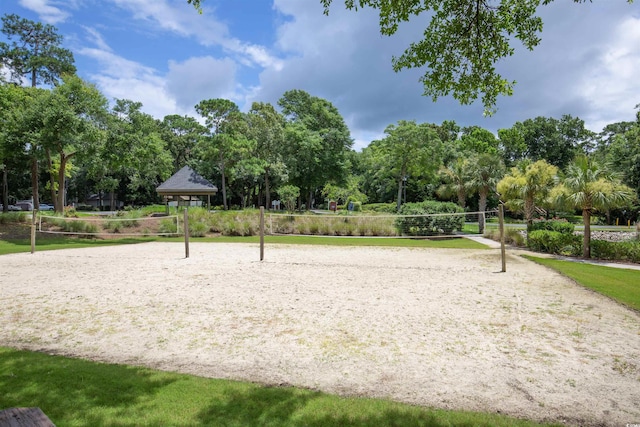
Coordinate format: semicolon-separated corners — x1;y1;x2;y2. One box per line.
467;153;505;234
497;159;558;226
437;157;471;209
554;155;634;258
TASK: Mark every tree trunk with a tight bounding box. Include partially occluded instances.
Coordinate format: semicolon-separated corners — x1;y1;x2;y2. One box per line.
264;169;271;209
457;190;466;209
524;196;535;227
55;152;74;213
219;153;228;210
397;177;403;212
2;166;8;213
30;156;40;210
56;157;66;213
46;149;57;211
478;189;488;235
583;208;591;258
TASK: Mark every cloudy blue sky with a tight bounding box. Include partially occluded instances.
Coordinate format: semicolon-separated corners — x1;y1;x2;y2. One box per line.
2;0;639;150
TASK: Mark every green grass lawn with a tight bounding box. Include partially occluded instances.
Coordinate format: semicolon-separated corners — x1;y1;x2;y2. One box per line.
0;347;560;427
522;255;640;311
0;236;157;255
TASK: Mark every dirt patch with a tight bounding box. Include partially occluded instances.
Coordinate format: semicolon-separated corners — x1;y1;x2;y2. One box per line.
1;242;639;426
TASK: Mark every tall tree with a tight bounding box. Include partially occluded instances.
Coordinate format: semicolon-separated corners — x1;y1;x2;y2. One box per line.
467;153;505;234
601;107;640;199
498;115;590;169
161;114;207;171
553;156;634;258
377;120;442;211
195;98;241;210
31;75;107;212
0;14;76;87
458;126;499;155
1;13;76;210
118;101;172;205
278;89;353;209
437;157;471;209
497;159;558;226
0;83;34;211
246;102;285;208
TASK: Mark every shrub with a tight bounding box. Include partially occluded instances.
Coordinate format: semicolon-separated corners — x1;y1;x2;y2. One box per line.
527;230;581;255
278;185;300;212
528;220;574;234
362;203;396;213
75;204;97;212
591;240;640;263
189;221;208;237
63;206;78;218
45;217;98;235
345;199;362;212
159;217;179;234
484;228;525;247
0;212;29;224
395;201;464;236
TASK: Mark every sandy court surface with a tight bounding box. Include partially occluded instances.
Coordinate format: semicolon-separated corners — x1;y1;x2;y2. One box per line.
1;242;639;426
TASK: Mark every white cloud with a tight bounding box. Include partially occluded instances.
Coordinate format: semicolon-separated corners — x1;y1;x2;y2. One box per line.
107;0;282;70
580;16;640;130
166;56;239;110
91;75;180;119
258;0;640;149
18;0;71;24
78;47;156;81
82;26;112;52
252;0;440;150
78;45;187;119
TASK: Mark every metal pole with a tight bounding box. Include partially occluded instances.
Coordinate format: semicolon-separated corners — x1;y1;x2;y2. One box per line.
260;206;265;261
184;208;190;259
499;204;506;272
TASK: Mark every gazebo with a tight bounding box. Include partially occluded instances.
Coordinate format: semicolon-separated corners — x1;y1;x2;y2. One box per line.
156;166;218;211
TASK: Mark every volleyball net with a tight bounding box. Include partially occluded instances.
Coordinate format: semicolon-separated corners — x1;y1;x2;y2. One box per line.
37;213;181;237
267;210;498;237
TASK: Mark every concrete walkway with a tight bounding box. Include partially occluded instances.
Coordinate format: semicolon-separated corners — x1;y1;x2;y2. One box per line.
465;235;640;271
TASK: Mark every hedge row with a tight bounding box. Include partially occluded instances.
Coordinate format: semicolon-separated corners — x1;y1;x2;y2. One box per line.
527;220;575;234
527;229;640;262
395;201;464;236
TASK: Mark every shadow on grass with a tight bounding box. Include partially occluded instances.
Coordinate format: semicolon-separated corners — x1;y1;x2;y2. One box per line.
196;385;445;427
0;348;177;426
0;348;556;427
195;384;552;427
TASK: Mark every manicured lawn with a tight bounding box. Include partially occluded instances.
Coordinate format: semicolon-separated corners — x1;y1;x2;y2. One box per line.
522;255;640;311
0;236;156;255
0;347;560;427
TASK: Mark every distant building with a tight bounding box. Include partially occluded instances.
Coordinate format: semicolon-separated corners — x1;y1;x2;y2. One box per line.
156;166;218;209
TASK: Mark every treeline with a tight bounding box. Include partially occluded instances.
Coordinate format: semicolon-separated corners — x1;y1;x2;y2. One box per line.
1;13;639;222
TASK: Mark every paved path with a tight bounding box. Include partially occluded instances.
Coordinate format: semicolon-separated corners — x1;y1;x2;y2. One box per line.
466;235;640;271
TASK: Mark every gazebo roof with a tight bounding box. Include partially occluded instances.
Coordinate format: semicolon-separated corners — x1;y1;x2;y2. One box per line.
156;166;218;196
